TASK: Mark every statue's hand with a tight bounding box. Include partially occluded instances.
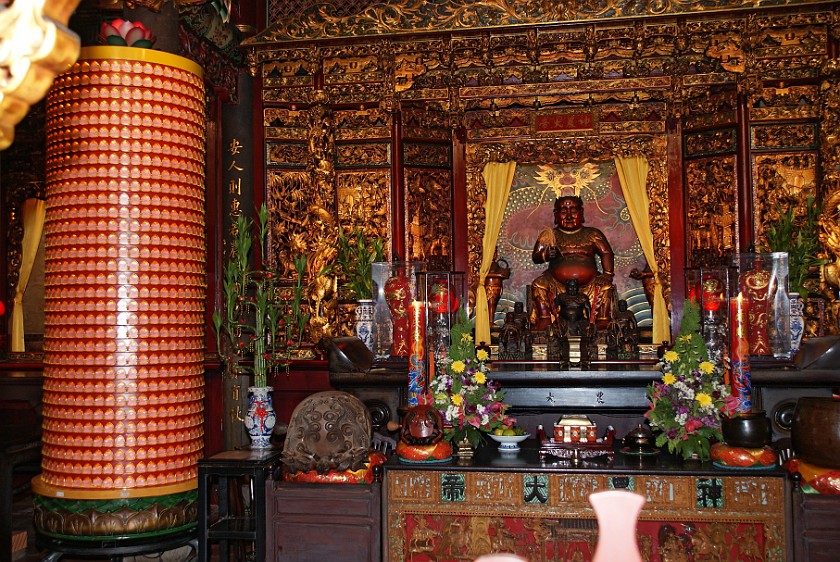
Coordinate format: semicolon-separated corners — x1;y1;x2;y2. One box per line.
543;246;559;261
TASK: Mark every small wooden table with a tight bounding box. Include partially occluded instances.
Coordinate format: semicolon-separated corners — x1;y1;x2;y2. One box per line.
197;447;282;562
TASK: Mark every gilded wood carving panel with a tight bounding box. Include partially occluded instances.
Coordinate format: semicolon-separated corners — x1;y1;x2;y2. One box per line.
684;155;738;266
752;152;819;249
249;7;840;337
750;123;817;151
336;170;391;243
405;168;453;270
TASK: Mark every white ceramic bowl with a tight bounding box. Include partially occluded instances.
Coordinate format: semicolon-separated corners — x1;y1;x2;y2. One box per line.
488;432;530;452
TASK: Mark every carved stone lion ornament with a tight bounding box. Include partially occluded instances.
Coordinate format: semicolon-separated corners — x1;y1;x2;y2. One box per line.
281;390;372;475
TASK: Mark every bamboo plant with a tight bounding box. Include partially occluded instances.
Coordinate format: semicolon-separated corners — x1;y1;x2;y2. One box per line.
333;226;385;300
213;205;286;387
765;194;827;297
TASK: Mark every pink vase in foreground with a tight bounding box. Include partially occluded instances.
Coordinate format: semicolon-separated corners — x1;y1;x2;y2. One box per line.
589;490;645;562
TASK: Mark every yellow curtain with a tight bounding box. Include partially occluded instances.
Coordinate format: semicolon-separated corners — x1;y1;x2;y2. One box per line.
614;156;671;344
12;198;46;352
475;162;517;346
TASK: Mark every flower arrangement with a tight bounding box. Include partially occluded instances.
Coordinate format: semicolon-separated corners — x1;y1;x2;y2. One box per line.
99;19;156;48
646;299;737;460
429;309;514;447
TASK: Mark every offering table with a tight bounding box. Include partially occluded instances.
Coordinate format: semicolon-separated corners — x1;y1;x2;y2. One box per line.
382;439;791;562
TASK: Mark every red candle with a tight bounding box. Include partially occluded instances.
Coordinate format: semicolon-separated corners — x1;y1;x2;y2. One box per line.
729;293;752;412
407;301;426;406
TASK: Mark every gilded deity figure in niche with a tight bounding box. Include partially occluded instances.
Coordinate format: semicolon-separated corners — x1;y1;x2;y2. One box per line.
530;196;616;331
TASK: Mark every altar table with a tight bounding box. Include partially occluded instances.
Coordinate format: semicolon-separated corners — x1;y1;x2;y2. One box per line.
382;439;790;562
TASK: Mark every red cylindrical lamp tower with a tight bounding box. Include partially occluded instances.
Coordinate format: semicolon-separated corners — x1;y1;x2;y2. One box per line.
33;46;206;542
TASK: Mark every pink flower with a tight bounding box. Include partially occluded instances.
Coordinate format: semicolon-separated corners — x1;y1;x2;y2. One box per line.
684;419;703;433
100;19;156;48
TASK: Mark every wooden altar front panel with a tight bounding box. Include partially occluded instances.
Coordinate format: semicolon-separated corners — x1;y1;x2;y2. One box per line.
384;466;788;562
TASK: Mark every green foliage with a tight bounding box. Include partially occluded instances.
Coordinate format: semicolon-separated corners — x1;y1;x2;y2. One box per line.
645;297;733;461
765;194;828;296
333;227;385;300
214;205;288;387
290;255;311;346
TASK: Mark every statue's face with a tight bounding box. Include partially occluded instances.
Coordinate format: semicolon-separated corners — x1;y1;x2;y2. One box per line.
554;198;584;231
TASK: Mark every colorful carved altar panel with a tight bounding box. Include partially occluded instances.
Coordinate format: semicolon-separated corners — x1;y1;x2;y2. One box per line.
386;470;787;562
751;152;818;249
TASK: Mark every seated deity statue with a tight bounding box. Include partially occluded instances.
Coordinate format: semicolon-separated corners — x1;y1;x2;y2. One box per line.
499;301;529;354
554;279;594;337
530;195;616;331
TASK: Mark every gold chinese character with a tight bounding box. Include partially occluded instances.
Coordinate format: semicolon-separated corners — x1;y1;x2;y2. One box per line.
228;138;242;155
227;177;241;195
227;160;244;172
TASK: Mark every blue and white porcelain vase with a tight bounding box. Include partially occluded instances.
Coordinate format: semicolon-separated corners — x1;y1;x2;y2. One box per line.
245;386;276;448
789;292;805;356
355;299;375;351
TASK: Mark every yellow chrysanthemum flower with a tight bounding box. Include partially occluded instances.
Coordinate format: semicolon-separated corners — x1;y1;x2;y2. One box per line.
699;361;715;374
451;360;466;373
451;394;464;406
461;333;473;343
663;350;679;363
696;393;712;407
476;349;489;361
679;334;692;342
474;372;486;384
662;372;676;385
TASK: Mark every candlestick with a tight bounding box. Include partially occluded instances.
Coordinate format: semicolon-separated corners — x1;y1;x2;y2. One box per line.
408;301;426;406
729;293;752;412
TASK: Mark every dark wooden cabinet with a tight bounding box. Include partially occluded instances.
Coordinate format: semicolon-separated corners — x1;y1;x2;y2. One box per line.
266;479;381;562
792;478;840;562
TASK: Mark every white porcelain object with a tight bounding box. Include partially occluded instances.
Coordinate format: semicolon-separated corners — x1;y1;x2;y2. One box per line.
488;432;530;452
355;299;375;350
245;386;277;449
789;292;805;356
589;490;645;562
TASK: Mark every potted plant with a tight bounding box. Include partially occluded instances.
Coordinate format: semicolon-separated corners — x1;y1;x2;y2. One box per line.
333;227;385;350
764;193;827;297
765;194;829;353
334;227;386;300
213;205;285;448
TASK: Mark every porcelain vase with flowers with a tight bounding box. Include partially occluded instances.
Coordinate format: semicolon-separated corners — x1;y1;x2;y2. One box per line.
646;299;737;461
214;206;289;448
429;309;515;451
